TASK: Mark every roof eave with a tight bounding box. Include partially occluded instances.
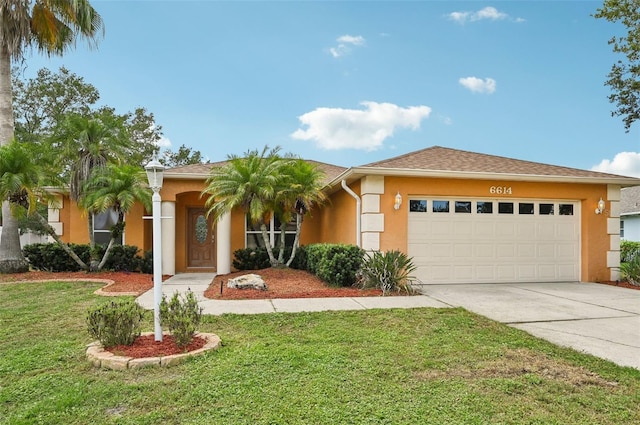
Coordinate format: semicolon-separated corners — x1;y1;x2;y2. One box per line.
327;167;640;188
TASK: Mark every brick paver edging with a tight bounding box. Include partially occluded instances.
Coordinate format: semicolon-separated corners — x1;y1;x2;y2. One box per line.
86;332;222;370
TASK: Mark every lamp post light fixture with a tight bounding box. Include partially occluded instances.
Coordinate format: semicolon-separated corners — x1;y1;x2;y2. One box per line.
145;158;165;341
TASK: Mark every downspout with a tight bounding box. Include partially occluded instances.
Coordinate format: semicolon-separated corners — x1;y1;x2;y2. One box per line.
341;180;361;247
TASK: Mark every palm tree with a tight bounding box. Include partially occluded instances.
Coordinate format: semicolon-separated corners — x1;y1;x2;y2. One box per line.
81;164;151;271
0;0;104;273
0;140;88;269
202;146;293;267
56;113;129;261
278;159;327;267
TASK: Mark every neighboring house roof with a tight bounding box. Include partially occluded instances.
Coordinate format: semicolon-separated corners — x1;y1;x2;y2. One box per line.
330;146;640;187
621;186;640;216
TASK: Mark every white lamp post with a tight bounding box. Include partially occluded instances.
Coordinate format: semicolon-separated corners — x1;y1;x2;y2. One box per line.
145;158;165;341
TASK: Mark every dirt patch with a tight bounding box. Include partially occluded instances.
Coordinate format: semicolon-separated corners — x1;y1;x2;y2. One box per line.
415;348;618;387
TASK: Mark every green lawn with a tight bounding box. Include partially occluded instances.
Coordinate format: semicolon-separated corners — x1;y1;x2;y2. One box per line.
1;281;639;425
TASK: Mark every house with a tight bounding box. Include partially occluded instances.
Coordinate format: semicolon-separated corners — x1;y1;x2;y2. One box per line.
620;185;640;241
47;146;640;284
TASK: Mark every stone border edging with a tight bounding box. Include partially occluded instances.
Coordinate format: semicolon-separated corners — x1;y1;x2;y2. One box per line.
86;332;222;370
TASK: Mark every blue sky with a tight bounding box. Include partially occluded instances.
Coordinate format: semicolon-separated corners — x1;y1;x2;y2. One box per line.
18;0;640;176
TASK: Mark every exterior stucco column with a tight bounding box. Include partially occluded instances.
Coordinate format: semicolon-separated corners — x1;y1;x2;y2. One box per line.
216;212;231;275
161;201;175;276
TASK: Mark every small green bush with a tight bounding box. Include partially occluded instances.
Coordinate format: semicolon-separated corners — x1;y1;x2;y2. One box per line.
23;243;91;272
86;299;146;348
233;247;272;270
160;291;203;348
358;250;417;295
621;240;640;263
23;243;144;272
306;243;364;287
140;250;154;274
619;256;640;286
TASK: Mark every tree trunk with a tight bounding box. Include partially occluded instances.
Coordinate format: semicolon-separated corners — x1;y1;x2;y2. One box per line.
286;213;303;267
0;46;28;273
260;223;279;267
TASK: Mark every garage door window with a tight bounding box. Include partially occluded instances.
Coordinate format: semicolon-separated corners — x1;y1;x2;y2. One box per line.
519;203;534;214
498;202;514;214
559;204;574;215
433;200;449;213
409;200;427;212
455;201;471;213
477;201;493;213
539;203;554;215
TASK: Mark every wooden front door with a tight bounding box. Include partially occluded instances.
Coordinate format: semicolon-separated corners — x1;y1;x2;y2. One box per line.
187;208;215;268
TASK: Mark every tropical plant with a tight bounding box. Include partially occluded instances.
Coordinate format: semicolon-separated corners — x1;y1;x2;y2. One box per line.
619;256;640;286
81;164;152;271
0;0;104;273
202;146;294;267
358;250;418;295
278;159;327;267
0;140;88;269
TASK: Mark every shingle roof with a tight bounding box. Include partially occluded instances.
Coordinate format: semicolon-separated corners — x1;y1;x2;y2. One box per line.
621;186;640;215
361;146;631;179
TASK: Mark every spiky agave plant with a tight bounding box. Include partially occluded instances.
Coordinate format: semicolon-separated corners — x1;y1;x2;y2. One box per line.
358;250;417;295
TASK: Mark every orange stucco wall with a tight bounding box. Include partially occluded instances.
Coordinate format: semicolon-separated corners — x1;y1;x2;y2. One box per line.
52;173;615;282
320;176;612;283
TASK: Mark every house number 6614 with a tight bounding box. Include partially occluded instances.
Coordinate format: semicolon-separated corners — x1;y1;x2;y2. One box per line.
489;186;512;195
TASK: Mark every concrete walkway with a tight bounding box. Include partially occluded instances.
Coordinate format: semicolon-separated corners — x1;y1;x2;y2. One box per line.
137;274;640;370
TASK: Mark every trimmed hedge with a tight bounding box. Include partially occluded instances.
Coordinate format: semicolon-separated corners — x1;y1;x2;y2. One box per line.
23;243;145;272
305;243;364;287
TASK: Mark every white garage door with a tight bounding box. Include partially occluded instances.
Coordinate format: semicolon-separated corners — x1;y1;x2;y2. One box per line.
407;198;580;284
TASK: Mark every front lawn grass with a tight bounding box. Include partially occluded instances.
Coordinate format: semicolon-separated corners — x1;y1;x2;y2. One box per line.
1;281;639;424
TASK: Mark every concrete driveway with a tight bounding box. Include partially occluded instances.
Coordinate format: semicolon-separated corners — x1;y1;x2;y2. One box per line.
422;282;640;370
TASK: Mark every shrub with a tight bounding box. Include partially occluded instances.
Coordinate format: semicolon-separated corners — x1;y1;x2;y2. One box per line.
96;245;141;272
619;256;640;286
621;240;640;263
23;243;91;272
160;291;203;348
233;246;307;270
306;243;364;287
140;250;154;274
358;250;417;295
87;299;146;347
233;247;271;270
23;243;144;272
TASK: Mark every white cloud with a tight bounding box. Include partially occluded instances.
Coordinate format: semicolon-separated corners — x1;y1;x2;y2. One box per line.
591;152;640;177
329;34;366;58
459;76;497;94
448;6;522;24
156;135;172;149
291;101;432;151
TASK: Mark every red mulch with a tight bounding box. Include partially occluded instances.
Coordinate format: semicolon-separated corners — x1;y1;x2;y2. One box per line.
204;268;391;299
107;334;207;358
597;280;640;290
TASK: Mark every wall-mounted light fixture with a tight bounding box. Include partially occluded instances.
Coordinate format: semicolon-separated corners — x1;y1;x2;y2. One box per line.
595;197;606;215
394;192;402;210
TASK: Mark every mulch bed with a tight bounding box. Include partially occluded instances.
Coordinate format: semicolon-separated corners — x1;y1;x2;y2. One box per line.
107;334;207;358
